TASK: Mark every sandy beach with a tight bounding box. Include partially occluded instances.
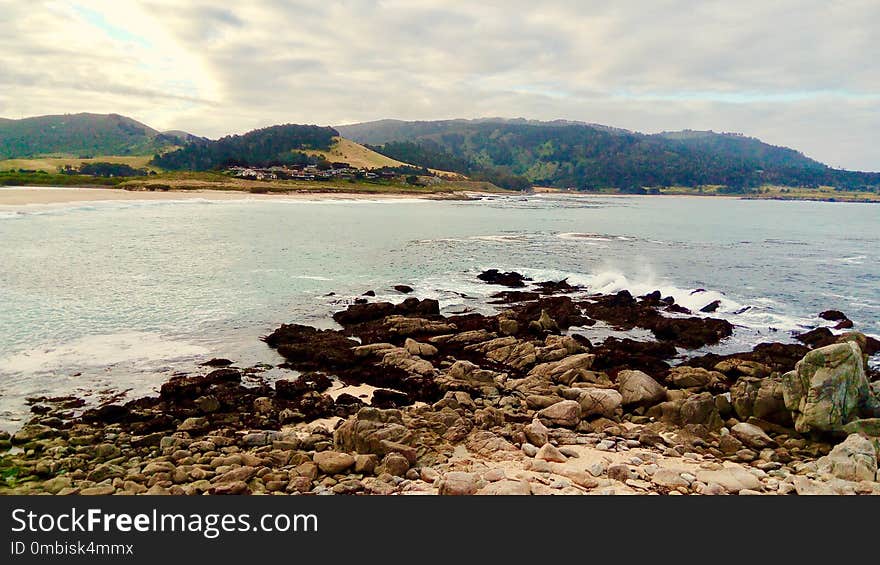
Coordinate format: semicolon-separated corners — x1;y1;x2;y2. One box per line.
0;186;453;206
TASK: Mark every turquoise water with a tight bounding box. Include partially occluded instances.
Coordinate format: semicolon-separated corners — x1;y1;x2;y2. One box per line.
0;192;878;429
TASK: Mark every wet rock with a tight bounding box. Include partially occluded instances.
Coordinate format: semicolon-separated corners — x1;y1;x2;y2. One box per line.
700;300;721;313
819;310;848;322
11;424;55;445
160;369;242;400
477;269;530;288
816;434;877;482
394;285;414;294
194;395;221;414
617;370;666;406
201;358;234;367
265;325;358;371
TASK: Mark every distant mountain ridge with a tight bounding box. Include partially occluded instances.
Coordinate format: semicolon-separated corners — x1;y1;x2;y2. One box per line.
338;118;880;192
0;113;194;158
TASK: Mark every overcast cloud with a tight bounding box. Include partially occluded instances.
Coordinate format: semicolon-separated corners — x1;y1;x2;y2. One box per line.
1;0;878;170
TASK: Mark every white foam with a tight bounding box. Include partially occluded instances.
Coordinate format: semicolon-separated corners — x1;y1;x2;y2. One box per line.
0;332;208;374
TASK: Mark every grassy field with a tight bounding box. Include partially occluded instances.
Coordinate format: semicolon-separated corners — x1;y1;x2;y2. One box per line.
0;154;157;173
303;137;464;178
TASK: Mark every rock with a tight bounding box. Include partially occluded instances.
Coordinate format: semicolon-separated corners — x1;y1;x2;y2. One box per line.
816;434;877;482
537;400;581;428
354;454;378;474
334;408;416;462
667;366;724;389
477;269;530;288
498;318;519;336
80;485;116;496
201;358;234;367
575;388;622;419
530;309;559;333
819;310;848;322
617;370;666;406
478;480;531;495
314;451;356;474
700;300;721;313
730;422;775;449
695;468;762;493
404;338;438;357
194;395;221;413
11;424;54;444
394;285;414;294
521;443;539;457
536;443;567;463
782;342;880;433
437;472;480;495
730;376;790;425
842;418;880;437
377;453;410;477
178;417;209;433
523;419;550;446
651;469;690;489
528;353;596;382
680;392;723;430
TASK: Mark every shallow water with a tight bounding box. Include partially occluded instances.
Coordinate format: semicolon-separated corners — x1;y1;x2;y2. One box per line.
1;193;878;430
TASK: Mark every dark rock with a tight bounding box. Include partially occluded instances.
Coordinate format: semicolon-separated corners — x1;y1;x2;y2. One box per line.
363;290;376;297
819;310;848;322
394;285;414;294
795;327;834;347
264;325;358;371
700;300;721;313
160;369;242;401
534;278;583;294
477;269;530;288
371;389;413;408
200;358;233;367
275;373;333;399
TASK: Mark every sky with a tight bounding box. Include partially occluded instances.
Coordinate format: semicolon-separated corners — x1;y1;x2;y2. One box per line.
1;0;878;171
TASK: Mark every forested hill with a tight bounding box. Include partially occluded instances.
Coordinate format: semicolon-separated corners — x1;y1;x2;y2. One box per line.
338;119;880;192
0;113;189;158
150;124;339;170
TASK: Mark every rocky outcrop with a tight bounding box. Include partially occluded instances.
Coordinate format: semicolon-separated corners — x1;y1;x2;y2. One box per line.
617;370;666;406
816;434;878;482
782;342;880;433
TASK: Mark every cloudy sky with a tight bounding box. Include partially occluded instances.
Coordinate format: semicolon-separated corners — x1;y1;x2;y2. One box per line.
2;0;878;170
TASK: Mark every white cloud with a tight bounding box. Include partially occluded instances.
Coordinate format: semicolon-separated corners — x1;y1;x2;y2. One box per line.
1;0;877;170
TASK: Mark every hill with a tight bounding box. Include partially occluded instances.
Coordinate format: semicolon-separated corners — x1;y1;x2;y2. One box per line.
0;113;185;158
338;119;880;192
150;124;339;170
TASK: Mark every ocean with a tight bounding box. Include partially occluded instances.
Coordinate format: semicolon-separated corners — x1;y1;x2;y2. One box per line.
1;192;878;430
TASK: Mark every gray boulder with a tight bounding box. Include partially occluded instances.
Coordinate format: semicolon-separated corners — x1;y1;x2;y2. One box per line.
782;342;880;433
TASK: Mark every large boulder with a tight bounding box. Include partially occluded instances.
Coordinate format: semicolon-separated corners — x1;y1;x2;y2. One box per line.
782;342;880;433
617;370;666;406
334;408;416;461
729;375;791;425
667;366;725;390
816;434;878;482
574;388;623;419
536;400;581;427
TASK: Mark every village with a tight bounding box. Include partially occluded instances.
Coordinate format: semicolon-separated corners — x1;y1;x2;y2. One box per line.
227;162;403;182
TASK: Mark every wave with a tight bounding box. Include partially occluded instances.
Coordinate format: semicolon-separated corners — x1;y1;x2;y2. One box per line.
0;331;207;375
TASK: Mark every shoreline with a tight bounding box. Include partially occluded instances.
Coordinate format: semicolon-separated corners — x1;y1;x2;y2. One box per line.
0;186;485;207
2;271;878;496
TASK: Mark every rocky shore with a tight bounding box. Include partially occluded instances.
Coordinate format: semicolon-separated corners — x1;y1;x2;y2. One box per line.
2;271;879;496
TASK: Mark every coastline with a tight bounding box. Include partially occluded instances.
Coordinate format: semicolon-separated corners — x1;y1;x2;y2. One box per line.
2;271;878;496
0;186;485;207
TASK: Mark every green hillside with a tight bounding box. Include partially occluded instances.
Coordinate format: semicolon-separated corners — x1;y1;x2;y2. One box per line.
0;113;187;159
338;119;880;192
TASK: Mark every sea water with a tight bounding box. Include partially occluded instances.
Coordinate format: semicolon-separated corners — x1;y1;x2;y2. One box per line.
0;193;877;430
